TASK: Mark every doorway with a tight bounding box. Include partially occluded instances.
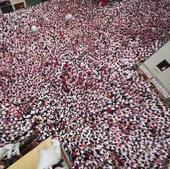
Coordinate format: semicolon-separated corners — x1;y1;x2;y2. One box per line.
14;2;25;10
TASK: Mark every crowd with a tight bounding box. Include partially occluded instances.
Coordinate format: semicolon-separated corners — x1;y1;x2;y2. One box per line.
0;0;170;168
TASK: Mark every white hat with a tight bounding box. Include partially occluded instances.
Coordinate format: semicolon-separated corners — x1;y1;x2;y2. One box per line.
65;14;73;21
31;25;38;32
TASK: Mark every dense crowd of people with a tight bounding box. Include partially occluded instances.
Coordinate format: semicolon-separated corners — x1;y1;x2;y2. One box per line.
0;0;170;168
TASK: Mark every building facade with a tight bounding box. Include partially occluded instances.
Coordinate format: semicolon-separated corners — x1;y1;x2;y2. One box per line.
139;41;170;107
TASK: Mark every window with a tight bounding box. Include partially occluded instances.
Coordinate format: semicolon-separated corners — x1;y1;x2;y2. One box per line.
157;60;170;71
